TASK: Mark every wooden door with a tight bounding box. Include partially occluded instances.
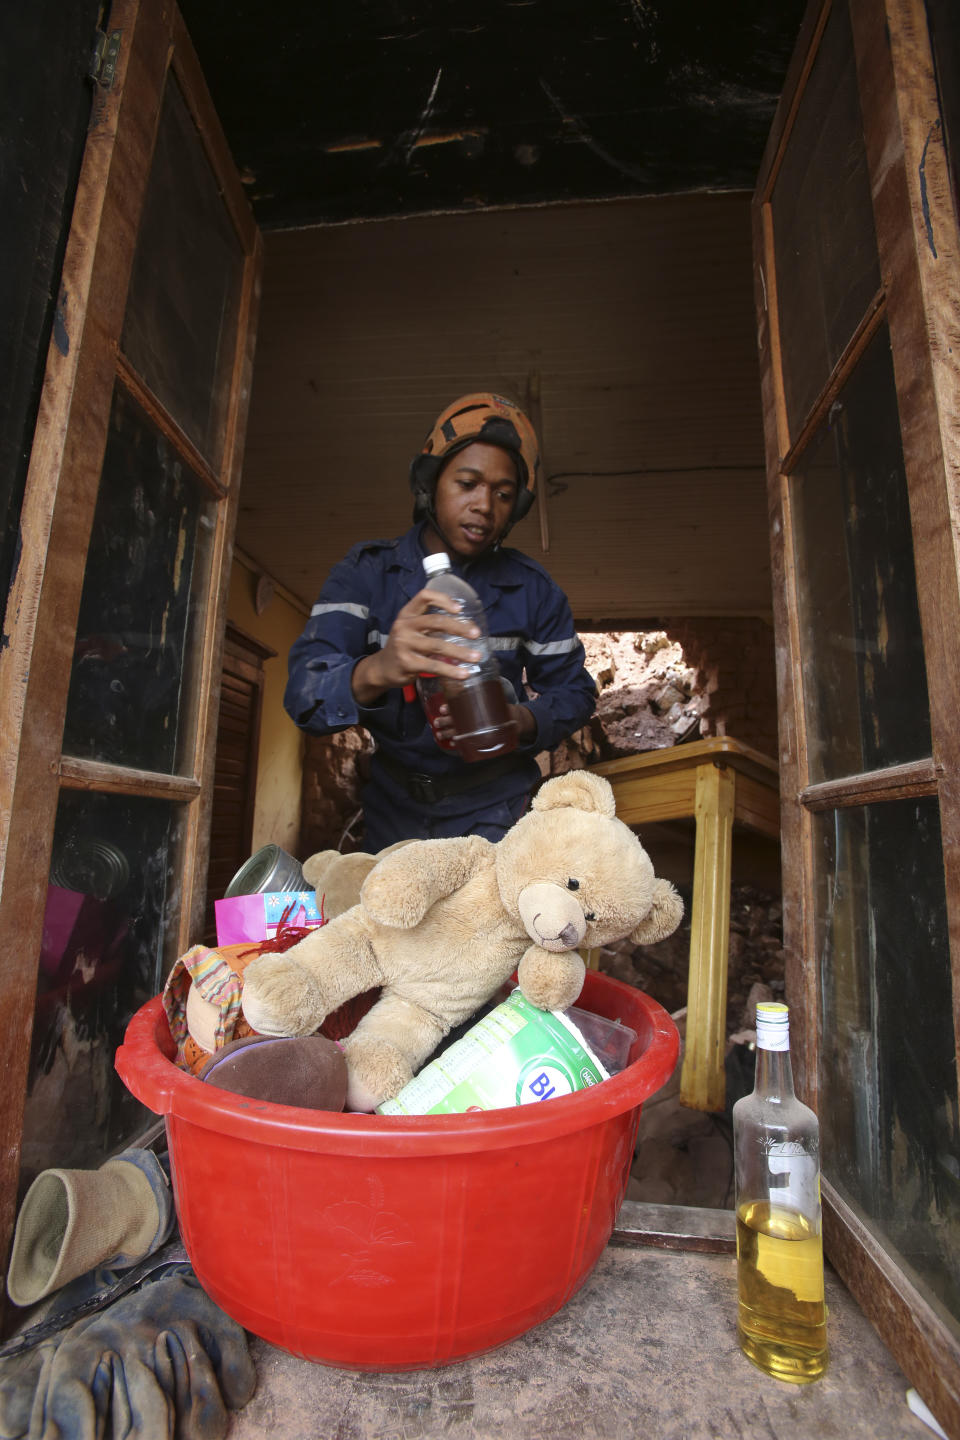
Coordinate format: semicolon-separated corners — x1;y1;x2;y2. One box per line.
754;0;960;1424
0;0;261;1263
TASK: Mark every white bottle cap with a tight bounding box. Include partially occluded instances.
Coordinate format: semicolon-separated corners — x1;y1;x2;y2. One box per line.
423;552;452;575
755;1001;790;1051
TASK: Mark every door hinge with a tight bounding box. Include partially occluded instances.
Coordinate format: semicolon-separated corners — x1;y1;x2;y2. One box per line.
89;28;122;89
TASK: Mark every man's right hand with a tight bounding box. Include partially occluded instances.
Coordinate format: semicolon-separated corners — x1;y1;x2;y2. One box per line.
350;586;482;705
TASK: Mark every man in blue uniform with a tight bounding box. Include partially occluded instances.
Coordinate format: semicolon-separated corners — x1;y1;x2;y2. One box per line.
284;393;596;849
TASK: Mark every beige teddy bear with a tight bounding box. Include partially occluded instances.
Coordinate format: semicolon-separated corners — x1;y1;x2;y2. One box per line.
241;771;683;1111
301;841;412;920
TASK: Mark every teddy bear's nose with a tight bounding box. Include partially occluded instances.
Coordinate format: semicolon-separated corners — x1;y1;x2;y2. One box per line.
517;882;588;952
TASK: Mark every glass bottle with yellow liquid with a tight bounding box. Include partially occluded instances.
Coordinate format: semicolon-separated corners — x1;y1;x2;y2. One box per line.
732;1001;828;1383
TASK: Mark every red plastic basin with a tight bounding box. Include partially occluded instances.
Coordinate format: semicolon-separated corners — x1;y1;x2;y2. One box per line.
115;971;678;1370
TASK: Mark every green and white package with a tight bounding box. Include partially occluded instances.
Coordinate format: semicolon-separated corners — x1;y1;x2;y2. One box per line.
377;989;611;1116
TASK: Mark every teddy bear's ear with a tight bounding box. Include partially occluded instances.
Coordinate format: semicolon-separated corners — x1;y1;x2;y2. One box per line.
301;851;342;890
532;771;617;818
629;879;684;946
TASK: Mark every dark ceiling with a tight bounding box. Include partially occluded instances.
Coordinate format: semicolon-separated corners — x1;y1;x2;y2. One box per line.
178;0;807;229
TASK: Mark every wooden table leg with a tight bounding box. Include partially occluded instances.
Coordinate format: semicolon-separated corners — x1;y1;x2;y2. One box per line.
680;761;735;1112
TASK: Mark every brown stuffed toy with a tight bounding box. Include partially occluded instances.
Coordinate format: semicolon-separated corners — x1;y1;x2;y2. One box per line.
198;1033;348;1111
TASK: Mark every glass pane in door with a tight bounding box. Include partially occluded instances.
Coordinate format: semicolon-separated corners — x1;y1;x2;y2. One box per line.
20;790;187;1180
770;0;881;437
121;72;243;467
790;323;931;782
814;796;960;1328
62;383;217;774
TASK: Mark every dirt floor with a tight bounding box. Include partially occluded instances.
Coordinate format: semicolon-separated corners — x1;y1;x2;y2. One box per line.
226;1239;934;1440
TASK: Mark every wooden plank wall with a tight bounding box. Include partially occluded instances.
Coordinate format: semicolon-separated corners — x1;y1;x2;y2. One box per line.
238;192;771;622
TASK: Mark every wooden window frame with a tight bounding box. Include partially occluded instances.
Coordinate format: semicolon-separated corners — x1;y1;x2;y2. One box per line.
0;0;262;1279
753;0;960;1423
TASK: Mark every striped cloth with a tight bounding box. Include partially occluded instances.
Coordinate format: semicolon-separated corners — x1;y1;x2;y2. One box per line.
162;943;259;1073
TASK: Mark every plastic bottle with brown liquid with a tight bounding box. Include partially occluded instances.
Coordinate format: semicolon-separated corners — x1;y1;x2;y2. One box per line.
421;551;518;762
414;672;459;752
733;1001;828;1384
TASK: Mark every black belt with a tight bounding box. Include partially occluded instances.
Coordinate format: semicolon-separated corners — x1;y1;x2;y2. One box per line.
373;749;528;806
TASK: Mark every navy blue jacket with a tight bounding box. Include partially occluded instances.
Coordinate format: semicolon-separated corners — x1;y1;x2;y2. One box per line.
285;524;596;845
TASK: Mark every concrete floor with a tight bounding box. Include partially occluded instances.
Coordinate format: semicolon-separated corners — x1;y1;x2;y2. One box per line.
226;1233;937;1440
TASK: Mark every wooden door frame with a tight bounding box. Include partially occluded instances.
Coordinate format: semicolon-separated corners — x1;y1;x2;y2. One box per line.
753;0;960;1425
221;623;278;860
0;0;261;1277
202;623;278;938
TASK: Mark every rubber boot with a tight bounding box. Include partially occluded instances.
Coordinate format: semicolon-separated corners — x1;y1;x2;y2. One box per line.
6;1148;173;1308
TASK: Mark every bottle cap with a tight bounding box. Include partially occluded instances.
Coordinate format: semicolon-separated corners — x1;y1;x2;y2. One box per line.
423;552;452;575
755;1001;790;1051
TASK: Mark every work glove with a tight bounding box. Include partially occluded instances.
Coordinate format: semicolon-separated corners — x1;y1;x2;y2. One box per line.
0;1271;256;1440
7;1148;175;1308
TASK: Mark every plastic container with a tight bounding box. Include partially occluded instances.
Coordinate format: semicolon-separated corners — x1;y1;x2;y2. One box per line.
415;672;459;752
421;551;518;761
377;992;637;1116
568;1006;637;1075
115;970;678;1371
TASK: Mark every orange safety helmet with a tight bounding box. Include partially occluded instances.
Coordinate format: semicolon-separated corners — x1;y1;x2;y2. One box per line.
409;393;540;529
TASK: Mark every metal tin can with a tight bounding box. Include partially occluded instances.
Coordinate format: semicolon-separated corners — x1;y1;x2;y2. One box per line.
224;844;305;897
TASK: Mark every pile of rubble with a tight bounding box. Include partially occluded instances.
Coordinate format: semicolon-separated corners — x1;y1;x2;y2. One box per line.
583;629;710;753
541;629;710;776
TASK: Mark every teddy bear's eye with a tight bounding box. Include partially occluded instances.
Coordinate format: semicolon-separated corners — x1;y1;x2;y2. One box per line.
584;912;596;922
566;878;580;891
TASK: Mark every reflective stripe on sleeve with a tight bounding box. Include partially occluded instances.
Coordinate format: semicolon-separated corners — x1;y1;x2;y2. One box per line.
523;636;581;656
311;601;370;620
484;635;580;656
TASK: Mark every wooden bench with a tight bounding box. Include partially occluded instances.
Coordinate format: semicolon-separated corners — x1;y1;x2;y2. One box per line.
589;737;780;1112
